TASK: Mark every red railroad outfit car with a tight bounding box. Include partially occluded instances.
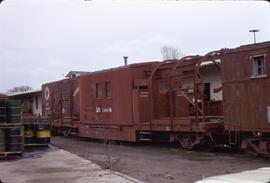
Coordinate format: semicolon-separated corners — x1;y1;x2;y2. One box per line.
147;55;224;148
79;57;224;148
79;62;158;141
220;42;270;155
42;78;80;134
149;56;223;149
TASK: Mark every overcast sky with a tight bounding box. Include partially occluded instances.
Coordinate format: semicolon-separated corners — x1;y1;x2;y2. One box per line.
0;0;269;92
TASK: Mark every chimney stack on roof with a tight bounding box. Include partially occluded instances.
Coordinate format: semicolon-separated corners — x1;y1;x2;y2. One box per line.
123;56;128;66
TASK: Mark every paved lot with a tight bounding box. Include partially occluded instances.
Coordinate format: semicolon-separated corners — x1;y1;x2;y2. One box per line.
0;146;141;183
52;136;270;183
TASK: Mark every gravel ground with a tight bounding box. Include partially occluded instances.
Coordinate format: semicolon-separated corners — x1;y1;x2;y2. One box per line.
52;136;270;183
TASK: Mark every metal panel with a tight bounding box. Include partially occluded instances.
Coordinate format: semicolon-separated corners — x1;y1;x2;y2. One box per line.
79;62;158;141
42;78;80;128
80;68;132;125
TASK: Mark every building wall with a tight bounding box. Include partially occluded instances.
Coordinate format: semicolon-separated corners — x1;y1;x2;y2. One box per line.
9;91;43;116
32;95;42;115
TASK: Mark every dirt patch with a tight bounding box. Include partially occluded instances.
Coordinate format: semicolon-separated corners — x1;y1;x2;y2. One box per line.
52;136;270;183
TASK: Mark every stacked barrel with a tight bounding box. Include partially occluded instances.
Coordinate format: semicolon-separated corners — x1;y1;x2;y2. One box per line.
24;123;50;146
0;100;24;157
0;101;7;152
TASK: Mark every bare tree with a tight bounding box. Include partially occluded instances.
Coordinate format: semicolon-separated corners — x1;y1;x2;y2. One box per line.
7;85;33;94
161;46;183;60
96;106;114;170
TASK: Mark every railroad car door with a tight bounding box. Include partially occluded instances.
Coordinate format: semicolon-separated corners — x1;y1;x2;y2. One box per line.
53;83;62;126
157;80;170;118
132;79;151;123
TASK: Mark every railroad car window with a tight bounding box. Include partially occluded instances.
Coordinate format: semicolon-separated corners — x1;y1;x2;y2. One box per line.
159;81;166;93
139;86;148;90
252;55;266;77
96;83;102;98
105;82;111;98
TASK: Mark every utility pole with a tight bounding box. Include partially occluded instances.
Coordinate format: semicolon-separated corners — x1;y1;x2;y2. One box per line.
249;29;260;44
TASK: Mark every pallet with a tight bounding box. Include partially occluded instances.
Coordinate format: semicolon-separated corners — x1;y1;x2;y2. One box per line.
0;123;22;128
24;143;49;147
0;151;23;159
23;123;49;125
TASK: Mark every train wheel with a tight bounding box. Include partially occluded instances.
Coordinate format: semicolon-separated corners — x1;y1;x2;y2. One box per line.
242;139;259;157
177;135;197;150
56;128;63;136
62;128;69;137
176;134;211;150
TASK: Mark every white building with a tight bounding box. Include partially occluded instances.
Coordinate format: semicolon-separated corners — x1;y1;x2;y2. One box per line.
8;89;42;116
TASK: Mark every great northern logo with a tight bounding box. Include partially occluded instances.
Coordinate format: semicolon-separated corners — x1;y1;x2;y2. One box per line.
45;87;50;101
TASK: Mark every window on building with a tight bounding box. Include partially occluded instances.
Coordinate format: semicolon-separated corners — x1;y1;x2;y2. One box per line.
105;82;111;98
35;96;38;110
252;55;266;77
96;83;102;98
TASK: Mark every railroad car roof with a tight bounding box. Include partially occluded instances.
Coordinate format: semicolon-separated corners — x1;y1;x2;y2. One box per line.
79;61;160;77
220;41;270;54
42;77;79;87
42;61;160;86
65;71;91;78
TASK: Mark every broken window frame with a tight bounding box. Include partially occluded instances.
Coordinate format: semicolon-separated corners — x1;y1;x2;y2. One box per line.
96;83;102;98
251;54;267;78
105;81;112;98
158;80;167;94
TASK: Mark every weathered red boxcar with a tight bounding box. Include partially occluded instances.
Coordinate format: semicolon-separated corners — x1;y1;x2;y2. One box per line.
42;77;80;134
220;41;270;155
79;62;159;141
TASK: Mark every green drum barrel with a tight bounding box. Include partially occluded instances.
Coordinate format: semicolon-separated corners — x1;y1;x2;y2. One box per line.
36;124;51;144
0;129;6;152
7;128;23;152
0;100;7;123
24;124;35;144
6;100;21;123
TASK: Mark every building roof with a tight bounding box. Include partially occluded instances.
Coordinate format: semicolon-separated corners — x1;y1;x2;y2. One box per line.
8;89;42;97
221;41;270;54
